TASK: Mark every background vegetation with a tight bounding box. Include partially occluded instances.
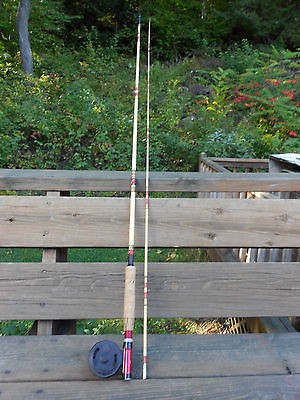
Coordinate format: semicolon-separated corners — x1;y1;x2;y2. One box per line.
0;1;299;335
0;0;299;171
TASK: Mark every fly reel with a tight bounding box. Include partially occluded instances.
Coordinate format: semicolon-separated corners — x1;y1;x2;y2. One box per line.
88;340;122;378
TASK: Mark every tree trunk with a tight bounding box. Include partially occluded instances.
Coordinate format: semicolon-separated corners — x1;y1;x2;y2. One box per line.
16;0;33;75
201;0;206;20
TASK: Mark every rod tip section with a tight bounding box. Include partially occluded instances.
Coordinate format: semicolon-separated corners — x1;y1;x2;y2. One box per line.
138;15;141;24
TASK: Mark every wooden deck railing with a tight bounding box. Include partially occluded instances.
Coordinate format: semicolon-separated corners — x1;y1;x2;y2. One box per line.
199;154;300;333
0;167;300;398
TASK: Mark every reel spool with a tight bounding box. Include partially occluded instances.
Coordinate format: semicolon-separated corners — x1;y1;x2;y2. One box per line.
88;340;122;378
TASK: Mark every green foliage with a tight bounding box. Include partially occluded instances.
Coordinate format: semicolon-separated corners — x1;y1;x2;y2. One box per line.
213;0;300;49
0;320;33;336
77;318;215;335
229;48;300;153
0;1;299;169
141;0;207;60
30;0;75;52
182;47;300;158
0;0;19;54
219;39;262;74
61;0;300;60
1;43;299;171
0;48;134;169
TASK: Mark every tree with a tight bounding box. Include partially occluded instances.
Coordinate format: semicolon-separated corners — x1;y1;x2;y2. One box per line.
16;0;33;74
214;0;300;48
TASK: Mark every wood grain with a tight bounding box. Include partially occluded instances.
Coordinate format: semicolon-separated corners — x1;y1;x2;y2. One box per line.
1;197;300;248
0;169;299;192
1;168;300;400
0;333;299;383
36;190;71;335
1;376;299;400
0;262;300;319
209;157;269;169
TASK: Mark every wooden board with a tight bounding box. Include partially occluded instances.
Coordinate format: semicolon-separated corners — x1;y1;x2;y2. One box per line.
0;169;299;192
210;157;269;169
1;197;300;248
1;375;300;400
0;262;300;319
248;317;296;333
0;334;299;383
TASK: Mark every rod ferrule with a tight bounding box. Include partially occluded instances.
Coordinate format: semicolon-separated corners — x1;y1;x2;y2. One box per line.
128;250;134;266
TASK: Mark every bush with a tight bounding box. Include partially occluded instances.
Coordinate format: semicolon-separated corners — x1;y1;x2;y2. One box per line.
0;40;299;171
0;49;135;170
219;39;262;74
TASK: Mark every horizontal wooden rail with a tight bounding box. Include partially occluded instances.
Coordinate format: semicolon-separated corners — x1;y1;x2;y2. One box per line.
199;157;229;172
0;169;300;192
0;334;299;382
210;157;269;169
0;262;300;319
2;376;300;400
1;197;300;248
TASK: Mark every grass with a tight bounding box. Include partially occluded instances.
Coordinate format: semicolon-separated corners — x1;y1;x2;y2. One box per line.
0;247;207;263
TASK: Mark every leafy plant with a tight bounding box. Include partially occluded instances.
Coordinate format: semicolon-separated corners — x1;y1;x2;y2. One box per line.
219;39;262;74
0;320;34;336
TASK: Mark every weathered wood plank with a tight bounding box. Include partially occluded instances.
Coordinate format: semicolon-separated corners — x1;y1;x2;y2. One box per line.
210;157;269;169
0;169;299;192
1;375;300;400
32;241;74;335
0;334;299;383
199;157;229;172
1;197;300;248
34;190;74;336
1;262;300;319
248;317;297;333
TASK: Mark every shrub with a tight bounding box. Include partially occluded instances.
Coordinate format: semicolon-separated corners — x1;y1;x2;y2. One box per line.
0;40;298;172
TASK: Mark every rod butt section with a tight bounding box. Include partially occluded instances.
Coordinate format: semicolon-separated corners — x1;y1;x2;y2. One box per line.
142;360;147;380
122;330;133;380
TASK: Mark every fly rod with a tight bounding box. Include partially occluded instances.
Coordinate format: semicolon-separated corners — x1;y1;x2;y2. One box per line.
142;19;151;381
122;14;141;381
87;16;141;380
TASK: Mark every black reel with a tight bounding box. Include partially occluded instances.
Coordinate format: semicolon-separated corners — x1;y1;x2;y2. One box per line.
88;340;122;378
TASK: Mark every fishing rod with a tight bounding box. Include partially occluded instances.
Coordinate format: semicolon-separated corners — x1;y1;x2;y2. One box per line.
122;14;141;381
88;16;141;380
142;19;151;381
